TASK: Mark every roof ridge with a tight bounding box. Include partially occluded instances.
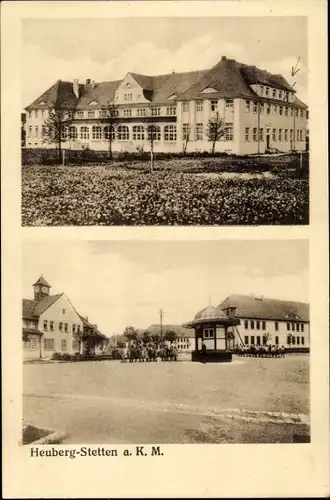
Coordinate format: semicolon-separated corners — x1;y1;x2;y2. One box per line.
227;293;309;304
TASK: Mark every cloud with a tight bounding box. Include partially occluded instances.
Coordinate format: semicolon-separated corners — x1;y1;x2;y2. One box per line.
23;240;309;335
21;18;308;108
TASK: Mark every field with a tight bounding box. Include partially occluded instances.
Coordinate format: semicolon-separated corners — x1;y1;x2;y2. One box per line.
24;354;310;444
21;157;309;226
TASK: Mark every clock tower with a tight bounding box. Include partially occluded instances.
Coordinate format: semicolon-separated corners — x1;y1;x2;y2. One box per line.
33;275;51;301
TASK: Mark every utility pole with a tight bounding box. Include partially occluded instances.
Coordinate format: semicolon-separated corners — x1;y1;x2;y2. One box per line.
160;308;164;341
289;56;301;152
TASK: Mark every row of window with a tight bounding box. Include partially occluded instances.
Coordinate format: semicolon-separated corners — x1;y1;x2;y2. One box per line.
43;319;81;334
29;123;235;143
43;338;80;351
287;336;305;345
27;99;307;122
287;322;305;332
245;127;305;142
26;99;234;122
243;335;306;346
24;338;80;351
243;320;306;332
24;338;38;350
256;85;295;102
245;100;306;118
244;320;267;330
244;335;280;346
23;320;38;328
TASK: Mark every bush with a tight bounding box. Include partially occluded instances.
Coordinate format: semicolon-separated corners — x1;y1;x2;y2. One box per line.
51;352;62;360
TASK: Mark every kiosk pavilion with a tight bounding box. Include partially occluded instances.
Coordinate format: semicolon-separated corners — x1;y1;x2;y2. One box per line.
183;304;240;363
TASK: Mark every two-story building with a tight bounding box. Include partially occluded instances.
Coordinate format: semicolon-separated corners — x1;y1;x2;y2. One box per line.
24;56;308;155
22;275;107;360
219;294;310;350
145;324;195;352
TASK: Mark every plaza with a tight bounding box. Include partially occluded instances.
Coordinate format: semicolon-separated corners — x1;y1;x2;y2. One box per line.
23;354;309;444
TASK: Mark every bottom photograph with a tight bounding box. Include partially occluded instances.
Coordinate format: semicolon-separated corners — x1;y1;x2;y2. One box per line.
22;239;310;445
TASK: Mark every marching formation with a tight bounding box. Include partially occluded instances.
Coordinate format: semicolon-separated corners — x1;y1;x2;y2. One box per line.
235;344;286;358
121;341;178;363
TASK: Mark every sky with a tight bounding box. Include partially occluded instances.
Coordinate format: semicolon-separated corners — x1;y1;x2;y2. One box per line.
21;17;308;109
22;240;309;337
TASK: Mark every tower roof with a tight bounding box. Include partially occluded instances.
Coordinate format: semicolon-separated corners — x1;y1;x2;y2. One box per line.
32;275;51;288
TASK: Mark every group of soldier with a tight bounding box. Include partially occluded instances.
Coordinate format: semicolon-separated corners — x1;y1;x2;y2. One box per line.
234;344;286;358
121;340;178;363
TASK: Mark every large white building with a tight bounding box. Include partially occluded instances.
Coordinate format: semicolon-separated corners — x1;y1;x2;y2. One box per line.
24;56;308;155
22;275;107;360
219;294;310;350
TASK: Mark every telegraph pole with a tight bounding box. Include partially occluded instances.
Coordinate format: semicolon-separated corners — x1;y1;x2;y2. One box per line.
160;308;164;341
289;56;301;151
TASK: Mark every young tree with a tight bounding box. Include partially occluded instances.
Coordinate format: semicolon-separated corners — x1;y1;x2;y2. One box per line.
42;101;75;162
143;107;159;172
182;124;191;155
264;332;273;345
100;101;121;160
206;111;226;155
164;330;178;343
142;331;152;344
123;325;138;344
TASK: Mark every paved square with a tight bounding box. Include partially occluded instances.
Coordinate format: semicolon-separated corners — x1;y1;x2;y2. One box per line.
23;354;309;444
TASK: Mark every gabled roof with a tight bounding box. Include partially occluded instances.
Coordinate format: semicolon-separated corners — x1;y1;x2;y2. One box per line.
25;57;307;111
150;70;208;102
32;275;51;287
22;299;38;320
75;81;121;109
26;80;80;111
130;73;154;90
218;294;309;322
22;294;63;318
78;314;108;340
32;294;63;316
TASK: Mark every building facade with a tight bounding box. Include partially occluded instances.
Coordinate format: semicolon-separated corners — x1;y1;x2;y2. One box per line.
24;56;308;155
219;294;310;350
23;275;107;360
146;324;194;352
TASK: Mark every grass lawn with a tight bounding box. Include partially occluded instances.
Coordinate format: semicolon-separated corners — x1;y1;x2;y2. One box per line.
21;159;309;226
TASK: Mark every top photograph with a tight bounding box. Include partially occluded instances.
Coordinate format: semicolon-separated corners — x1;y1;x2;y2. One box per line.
21;16;309;226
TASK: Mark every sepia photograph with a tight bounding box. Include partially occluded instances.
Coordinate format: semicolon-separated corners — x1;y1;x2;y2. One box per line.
21;16;309;227
2;0;329;497
22;239;310;445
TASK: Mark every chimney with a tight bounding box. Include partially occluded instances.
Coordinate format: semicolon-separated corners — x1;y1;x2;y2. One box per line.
91;80;96;90
73;79;79;98
85;316;88;322
92;324;97;330
86;78;91;85
221;56;227;61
